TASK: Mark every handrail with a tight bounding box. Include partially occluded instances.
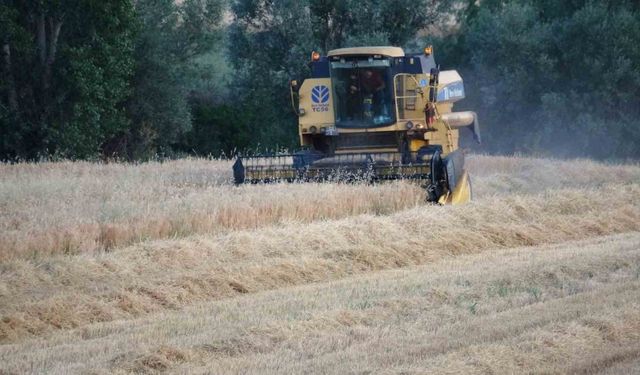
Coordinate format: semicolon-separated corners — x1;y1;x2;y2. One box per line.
393;73;425;122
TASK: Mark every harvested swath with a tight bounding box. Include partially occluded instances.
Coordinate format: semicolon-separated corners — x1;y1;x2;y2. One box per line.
1;233;638;374
1;183;638;344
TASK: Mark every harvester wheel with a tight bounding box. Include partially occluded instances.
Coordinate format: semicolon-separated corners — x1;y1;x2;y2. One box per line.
425;148;444;203
443;150;465;192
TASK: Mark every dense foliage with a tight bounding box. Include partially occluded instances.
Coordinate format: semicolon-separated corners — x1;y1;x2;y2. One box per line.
1;0;639;160
444;0;640;158
0;0;135;159
126;0;224;158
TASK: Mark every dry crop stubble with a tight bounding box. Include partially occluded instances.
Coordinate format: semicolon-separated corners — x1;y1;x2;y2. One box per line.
1;233;639;374
0;155;639;374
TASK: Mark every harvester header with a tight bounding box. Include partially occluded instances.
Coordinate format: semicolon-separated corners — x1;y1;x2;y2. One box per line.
233;46;480;204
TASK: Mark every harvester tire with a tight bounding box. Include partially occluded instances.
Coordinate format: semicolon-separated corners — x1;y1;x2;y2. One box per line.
444;150;465;192
425;148;444;203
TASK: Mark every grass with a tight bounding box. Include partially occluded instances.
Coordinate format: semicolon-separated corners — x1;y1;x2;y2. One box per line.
0;154;639;374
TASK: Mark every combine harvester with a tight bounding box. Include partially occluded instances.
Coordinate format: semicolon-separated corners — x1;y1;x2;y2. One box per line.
233;46;480;204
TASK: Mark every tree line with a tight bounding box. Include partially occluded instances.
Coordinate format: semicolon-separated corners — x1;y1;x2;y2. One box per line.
1;0;639;160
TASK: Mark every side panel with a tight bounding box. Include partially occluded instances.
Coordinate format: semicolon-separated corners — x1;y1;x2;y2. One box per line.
298;79;336;129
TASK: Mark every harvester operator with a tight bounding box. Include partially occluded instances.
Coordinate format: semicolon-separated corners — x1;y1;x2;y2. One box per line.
346;73;360;120
361;69;388;119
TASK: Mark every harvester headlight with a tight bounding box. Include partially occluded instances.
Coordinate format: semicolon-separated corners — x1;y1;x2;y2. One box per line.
310;126;318;134
311;51;321;62
424;45;433;56
298;108;306;116
416;123;425;130
406;121;414;129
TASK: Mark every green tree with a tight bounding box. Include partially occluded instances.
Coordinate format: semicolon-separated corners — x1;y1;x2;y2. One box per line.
228;0;315;150
126;0;225;158
458;0;640;158
178;103;251;157
0;0;135;159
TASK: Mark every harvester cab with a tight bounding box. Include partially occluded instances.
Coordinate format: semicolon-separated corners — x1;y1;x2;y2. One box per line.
233;46;480;204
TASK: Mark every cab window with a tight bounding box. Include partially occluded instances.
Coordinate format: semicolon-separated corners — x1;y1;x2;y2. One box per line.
331;58;395;128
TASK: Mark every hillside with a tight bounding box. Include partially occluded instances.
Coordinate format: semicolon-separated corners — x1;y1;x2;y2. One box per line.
1;155;639;374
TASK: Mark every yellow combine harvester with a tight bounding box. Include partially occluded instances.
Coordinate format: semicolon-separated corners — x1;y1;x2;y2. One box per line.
233;46;480;204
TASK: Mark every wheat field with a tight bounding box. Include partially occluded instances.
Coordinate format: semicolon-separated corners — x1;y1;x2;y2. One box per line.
1;155;639;374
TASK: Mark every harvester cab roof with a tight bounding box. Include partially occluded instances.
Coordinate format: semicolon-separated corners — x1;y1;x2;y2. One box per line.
234;46;480;205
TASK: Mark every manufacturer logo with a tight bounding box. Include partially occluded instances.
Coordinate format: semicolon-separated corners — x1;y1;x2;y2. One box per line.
311;85;330;113
311;86;330;104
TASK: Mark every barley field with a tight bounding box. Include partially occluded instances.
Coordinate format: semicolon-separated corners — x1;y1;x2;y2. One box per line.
1;155;639;374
